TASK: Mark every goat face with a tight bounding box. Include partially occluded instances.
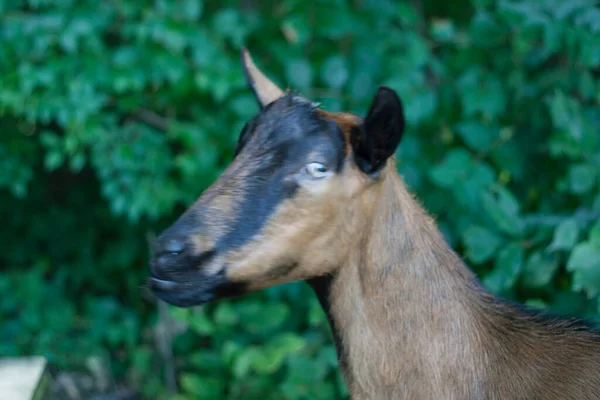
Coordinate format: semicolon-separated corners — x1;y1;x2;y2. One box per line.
149;49;405;307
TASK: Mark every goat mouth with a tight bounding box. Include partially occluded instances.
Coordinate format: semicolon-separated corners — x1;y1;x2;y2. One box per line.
148;270;248;307
149;277;181;291
149;277;217;307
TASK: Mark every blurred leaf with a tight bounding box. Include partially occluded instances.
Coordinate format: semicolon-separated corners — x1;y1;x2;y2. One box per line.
590;224;600;247
286;58;314;90
481;184;524;237
3;1;600;399
522;251;560;288
568;163;597;194
430;19;455;42
547;91;585;141
483;243;524;292
469;11;506;47
455;122;497;152
44;150;65;171
189;351;224;371
270;332;306;354
463;225;503;264
214;302;239;327
233;347;260;378
429;148;472;188
180;374;225;399
549;219;579;251
188;311;215;335
567;242;600;297
321;56;349;89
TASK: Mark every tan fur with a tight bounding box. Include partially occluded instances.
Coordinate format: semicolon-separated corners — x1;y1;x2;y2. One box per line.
225;160;369;286
186;150;253;250
321;161;600;399
184;108;600;398
170;53;600;398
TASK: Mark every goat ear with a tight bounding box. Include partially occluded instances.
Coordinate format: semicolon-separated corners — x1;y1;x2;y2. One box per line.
351;87;405;175
240;48;285;108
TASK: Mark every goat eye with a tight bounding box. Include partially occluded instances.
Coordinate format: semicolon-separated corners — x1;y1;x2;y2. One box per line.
304;162;330;179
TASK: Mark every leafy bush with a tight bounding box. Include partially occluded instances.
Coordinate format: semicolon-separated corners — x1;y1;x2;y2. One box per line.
1;0;599;399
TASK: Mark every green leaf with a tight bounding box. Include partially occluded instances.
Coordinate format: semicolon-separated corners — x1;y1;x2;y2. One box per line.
221;341;243;366
315;9;365;40
429;148;472;188
213;302;239;327
469;11;506;47
463;225;503;264
182;0;204;20
522;251;559;288
4;2;600;397
579;36;600;67
189;350;224;371
281;15;311;45
453;161;496;210
44;150;65;171
458;69;506;118
69;153;86;172
547;91;585;141
211;8;246;45
405;90;438;125
481;184;524;237
269;332;306;355
232;347;260;377
188;311;215;335
455;122;498;152
483;243;523;293
525;299;547;309
589;224;600;247
549;218;579;251
321;56;348;89
567;242;600;297
167;395;191;400
430;19;455;43
285;58;313;89
568;163;596;194
180;374;225;399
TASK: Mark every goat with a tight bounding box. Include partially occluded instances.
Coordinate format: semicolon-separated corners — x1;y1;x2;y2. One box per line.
148;49;600;399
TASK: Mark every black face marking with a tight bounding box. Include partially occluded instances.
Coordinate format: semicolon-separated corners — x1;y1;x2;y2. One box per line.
150;93;347;307
216;93;346;252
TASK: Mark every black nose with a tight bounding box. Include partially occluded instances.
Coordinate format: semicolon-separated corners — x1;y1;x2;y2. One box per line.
151;236;187;276
163;238;185;253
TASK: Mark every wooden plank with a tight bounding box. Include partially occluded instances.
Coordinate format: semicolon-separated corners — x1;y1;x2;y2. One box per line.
0;357;49;400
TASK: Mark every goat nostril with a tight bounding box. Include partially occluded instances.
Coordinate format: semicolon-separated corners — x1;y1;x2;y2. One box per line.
153;238;186;269
164;238;185;254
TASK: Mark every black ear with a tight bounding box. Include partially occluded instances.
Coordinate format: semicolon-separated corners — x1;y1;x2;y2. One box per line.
351;87;405;175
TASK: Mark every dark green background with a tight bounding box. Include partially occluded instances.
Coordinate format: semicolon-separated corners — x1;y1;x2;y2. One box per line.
1;0;599;398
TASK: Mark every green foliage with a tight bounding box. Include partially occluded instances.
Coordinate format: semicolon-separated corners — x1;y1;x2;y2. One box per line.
1;0;599;398
166;291;344;400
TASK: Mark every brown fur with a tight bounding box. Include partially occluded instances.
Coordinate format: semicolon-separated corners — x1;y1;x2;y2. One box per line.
317;109;362;151
153;51;600;399
319;159;600;399
192;120;600;398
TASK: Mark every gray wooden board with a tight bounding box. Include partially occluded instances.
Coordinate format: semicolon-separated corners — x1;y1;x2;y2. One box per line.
0;357;48;400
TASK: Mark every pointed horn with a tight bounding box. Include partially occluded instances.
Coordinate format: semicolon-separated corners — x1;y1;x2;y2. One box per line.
240;48;285;107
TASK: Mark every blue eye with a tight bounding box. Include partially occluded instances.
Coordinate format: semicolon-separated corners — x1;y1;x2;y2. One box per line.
304;162;330;179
